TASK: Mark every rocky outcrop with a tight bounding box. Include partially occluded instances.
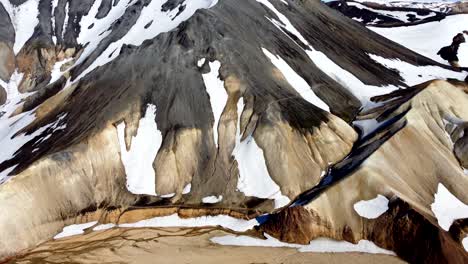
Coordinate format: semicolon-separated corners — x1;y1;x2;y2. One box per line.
0;42;14;82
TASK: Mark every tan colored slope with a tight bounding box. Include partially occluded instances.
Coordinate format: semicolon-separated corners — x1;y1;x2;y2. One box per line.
261;80;468;263
7;227;406;264
0;72;357;258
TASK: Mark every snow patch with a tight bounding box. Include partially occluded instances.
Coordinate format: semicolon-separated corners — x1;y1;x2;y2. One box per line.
262;48;330;112
119;213;258;232
256;0;397;103
93;223;116;231
211;233;395;255
202;60;228;148
161;193;175;198
369;54;467;85
202;195;223;204
233;98;290;209
54;221;98;239
353;195;389;219
463;236;468;252
182;183;192;194
0;0;40;54
431;183;468;231
49;58;73;84
117;104;162;196
74;0;219;83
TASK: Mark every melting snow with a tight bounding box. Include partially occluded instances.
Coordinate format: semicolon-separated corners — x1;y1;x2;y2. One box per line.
353;195;389;219
431;183;468;231
211;233;395;255
202;60;228;148
262;48;330;112
0;0;40;54
117;104;162;196
54;221;98;239
233;98;290;209
202;195;223;204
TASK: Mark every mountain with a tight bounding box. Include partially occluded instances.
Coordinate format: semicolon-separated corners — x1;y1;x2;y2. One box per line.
0;0;467;263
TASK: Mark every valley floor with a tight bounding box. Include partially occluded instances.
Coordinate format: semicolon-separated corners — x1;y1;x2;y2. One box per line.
9;227;406;264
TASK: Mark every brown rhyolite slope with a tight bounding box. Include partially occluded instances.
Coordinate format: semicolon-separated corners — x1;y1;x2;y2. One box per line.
261;80;468;264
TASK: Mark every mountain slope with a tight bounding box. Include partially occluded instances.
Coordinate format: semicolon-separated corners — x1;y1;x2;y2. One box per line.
0;0;467;262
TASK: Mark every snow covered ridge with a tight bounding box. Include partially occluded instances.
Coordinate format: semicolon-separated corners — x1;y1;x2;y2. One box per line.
211;233;396;255
352;0;463;13
370;14;468;67
345;1;440;25
368;54;467;84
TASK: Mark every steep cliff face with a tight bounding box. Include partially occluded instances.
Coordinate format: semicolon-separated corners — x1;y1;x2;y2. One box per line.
0;0;467;262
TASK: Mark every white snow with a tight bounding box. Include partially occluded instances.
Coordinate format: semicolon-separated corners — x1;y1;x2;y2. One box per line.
262;48;330;112
370;15;468;67
348;2;436;24
354;0;460;12
232;98;290;209
463;236;468;252
62;1;69;39
197;58;206;67
353;118;382;138
0;0;40;54
202;60;228;148
202;195;223;204
117;104;162;196
119;213;258;232
369;54;467;85
161;193;175;198
431;183;468;231
353;195;389;219
74;0;219;82
48;58;73;84
0;71;68;183
256;0;398;103
51;0;59;44
54;221;98;239
211;233;395;255
56;213;258;239
182;183;192;194
93;223;116;231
